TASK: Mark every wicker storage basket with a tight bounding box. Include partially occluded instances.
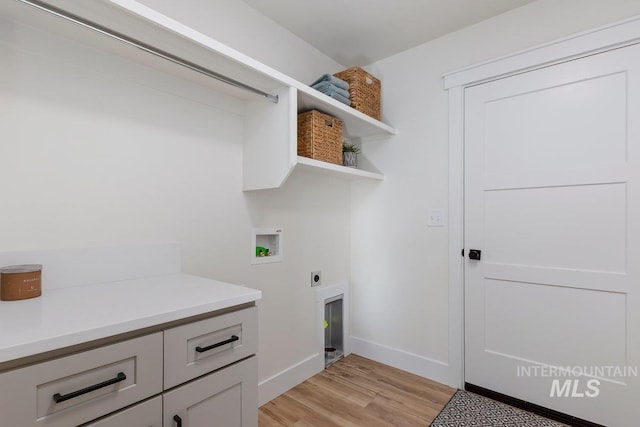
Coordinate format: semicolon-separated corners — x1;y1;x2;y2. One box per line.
297;110;343;165
334;67;381;120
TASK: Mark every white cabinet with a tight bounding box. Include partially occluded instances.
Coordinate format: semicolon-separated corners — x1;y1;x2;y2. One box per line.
0;305;258;427
162;306;258;427
164;357;258;427
84;396;163;427
0;0;397;191
162;307;258;427
0;333;163;427
164;306;258;389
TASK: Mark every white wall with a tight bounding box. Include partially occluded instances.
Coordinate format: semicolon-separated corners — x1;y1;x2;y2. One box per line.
351;0;640;383
1;0;348;404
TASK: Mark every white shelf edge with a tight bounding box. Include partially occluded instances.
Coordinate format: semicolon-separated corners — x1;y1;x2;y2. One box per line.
107;0;296;88
296;86;397;137
296;157;384;181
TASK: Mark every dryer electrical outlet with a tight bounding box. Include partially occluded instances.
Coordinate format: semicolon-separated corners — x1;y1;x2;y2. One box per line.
311;271;322;287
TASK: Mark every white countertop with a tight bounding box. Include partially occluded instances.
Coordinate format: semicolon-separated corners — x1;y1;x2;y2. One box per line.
0;273;261;363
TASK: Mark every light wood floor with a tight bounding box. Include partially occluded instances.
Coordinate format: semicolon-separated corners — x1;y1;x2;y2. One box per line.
259;355;456;426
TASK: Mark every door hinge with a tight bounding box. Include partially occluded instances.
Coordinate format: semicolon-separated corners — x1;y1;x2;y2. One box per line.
461;248;464;257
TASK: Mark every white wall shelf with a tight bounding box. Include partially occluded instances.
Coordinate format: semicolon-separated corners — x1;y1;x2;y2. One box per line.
5;0;396;191
297;87;397;139
296;157;384;181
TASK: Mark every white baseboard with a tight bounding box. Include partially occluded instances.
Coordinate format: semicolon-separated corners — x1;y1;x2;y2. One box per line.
258;353;323;406
350;336;449;385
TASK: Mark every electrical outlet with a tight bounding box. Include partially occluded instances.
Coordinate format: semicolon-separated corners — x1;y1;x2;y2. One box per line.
311;271;322;287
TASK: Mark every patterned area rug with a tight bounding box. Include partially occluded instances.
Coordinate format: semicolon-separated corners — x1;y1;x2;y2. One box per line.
430;390;565;426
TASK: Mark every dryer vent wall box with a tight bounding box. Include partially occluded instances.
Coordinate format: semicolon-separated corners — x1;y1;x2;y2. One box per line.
251;228;282;264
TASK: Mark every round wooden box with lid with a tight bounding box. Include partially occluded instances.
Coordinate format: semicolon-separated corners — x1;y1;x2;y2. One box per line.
0;264;42;301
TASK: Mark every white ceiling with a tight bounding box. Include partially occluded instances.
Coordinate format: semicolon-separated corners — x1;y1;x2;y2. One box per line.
241;0;534;66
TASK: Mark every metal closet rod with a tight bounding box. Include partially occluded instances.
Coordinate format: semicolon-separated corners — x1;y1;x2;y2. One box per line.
18;0;279;103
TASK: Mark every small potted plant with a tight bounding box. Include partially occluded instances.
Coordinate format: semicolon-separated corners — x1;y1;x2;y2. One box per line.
342;142;360;168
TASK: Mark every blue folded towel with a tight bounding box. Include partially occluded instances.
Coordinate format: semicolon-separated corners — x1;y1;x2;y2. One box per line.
325;91;351;106
310;74;349;91
312;81;350;99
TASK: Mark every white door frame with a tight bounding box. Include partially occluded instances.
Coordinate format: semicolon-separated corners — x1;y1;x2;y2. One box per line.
444;15;640;389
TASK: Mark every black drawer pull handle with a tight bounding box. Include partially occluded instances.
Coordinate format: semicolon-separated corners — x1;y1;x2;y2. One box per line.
195;335;239;353
53;372;126;403
174;414;182;426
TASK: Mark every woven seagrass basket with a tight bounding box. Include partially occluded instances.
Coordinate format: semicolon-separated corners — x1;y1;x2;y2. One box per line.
297;110;343;165
334;67;381;120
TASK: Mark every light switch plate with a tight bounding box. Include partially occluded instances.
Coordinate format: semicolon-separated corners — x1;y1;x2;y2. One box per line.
428;208;446;227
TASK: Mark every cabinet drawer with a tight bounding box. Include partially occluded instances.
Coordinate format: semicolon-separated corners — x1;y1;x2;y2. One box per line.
83;396;162;426
164;306;257;389
0;332;162;427
164;356;258;427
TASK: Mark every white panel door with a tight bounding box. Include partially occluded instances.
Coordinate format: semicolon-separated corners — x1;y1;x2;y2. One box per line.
465;44;640;427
